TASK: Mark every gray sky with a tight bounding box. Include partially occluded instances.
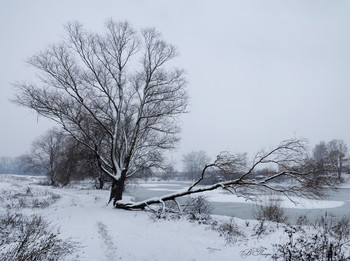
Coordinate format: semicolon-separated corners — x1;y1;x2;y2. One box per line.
1;0;350;168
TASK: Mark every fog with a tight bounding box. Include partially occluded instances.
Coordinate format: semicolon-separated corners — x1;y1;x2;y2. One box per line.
1;0;350;168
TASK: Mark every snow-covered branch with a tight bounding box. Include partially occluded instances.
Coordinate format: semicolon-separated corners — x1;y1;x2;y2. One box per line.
115;138;339;210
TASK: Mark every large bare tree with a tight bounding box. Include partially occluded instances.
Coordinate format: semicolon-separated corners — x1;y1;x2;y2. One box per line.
14;20;188;205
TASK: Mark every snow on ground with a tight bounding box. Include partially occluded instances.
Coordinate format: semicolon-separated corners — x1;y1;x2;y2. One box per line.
340;174;350;188
1;174;349;260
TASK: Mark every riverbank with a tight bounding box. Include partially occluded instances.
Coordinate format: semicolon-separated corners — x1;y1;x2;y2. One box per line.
1;174;350;260
129;177;350;224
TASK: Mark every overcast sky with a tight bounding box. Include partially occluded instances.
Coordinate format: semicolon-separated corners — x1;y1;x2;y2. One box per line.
1;0;350;168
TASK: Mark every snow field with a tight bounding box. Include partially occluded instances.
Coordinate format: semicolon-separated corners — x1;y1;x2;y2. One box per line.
1;175;350;260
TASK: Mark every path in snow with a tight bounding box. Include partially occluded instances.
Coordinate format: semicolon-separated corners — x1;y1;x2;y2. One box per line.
97;222;119;261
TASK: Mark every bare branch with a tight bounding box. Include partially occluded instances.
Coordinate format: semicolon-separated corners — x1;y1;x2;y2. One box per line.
115;138;339;210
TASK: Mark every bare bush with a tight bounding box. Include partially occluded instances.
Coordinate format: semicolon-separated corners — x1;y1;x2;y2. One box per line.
295;215;310;227
273;213;350;260
217;218;244;245
184;195;212;222
253;220;268;237
0;212;78;261
3;188;60;209
314;212;350;243
148;195;212;222
254;196;288;223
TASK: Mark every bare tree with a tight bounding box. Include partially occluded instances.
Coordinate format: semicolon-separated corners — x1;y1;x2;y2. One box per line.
182;150;211;180
21;128;67;185
312;139;348;179
115;138;339;211
162;163;178;180
327;139;348;179
13;20;188;205
22;128;109;187
312;141;328;173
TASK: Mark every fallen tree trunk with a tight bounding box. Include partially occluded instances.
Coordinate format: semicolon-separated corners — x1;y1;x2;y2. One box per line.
115;139;339;210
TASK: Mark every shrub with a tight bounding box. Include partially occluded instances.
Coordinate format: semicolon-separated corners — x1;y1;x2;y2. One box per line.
3;187;60;209
148;201;182;221
254;196;288;223
314;212;350;242
273;213;350;260
253;219;267;237
184;195;212;222
0;211;78;261
295;215;309;227
217;218;244;245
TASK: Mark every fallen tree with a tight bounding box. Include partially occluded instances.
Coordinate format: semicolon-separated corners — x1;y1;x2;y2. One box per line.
115;138;339;212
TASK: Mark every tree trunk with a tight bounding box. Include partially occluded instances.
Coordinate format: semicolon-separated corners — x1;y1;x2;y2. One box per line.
95;177;104;190
109;174;126;206
338;160;342;179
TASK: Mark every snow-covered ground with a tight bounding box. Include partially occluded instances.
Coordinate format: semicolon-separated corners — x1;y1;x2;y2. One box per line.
1;175;349;260
340;174;350;189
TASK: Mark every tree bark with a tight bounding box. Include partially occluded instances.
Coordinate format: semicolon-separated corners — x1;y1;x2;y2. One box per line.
109;173;126;206
115;182;224;210
96;177;104;190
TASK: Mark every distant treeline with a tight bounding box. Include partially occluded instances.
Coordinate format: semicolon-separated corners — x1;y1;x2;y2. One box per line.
0;157;37;175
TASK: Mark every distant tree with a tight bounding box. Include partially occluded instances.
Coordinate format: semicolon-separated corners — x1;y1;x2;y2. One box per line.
162;163;178;180
182;151;210;180
13;20;188;205
0;157;13;174
220;152;247;181
79;151;108;189
21;129;67;185
312;141;329;174
311;139;348;179
327;139;348;179
22;128;107;187
0;157;24;174
313;141;328;163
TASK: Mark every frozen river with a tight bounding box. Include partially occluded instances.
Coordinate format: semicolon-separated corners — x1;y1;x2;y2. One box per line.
128;181;350;224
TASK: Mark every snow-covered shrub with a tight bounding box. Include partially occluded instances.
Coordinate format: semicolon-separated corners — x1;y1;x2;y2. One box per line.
252;219;270;237
0;211;78;261
254;196;288;223
314;213;350;242
37;178;53;186
164;200;182;212
273;213;350;261
145;200;183;221
2;187;60;209
217;218;244;245
296;215;310;227
163;200;183;219
184;195;212;222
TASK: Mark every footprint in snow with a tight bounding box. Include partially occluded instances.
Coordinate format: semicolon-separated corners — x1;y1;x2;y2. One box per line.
97;221;119;261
